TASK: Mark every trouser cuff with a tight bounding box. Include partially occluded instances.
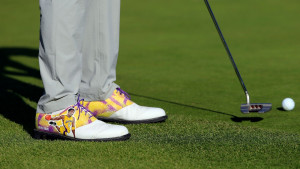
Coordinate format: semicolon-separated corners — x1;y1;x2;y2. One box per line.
37;94;77;114
78;83;119;101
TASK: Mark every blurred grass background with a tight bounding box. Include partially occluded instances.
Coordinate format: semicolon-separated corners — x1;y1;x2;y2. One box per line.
0;0;299;168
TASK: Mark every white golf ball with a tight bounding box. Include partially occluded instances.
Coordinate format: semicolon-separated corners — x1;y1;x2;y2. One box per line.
282;98;295;111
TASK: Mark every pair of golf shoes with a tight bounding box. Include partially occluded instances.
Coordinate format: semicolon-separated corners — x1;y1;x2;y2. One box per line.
34;88;167;141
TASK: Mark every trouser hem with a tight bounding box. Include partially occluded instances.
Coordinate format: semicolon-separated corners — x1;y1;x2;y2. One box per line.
78;83;119;101
36;95;77;114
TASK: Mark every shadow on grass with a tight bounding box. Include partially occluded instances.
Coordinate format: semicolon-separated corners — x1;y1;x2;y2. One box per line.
0;47;43;137
129;93;264;123
0;46;263;139
277;107;285;111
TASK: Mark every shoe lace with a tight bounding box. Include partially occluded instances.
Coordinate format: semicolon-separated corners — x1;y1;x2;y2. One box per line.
73;95;93;120
116;88;131;100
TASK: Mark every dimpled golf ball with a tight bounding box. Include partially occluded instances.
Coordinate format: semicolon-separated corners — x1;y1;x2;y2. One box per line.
282;98;295;111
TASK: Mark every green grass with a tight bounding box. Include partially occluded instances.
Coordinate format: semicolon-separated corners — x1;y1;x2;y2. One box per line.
0;0;299;168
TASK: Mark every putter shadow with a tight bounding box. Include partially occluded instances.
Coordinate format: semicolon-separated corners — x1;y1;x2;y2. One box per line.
0;47;43;137
129;93;264;123
277;107;285;111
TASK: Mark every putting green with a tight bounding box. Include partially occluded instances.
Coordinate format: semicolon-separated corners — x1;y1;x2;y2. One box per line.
0;0;299;168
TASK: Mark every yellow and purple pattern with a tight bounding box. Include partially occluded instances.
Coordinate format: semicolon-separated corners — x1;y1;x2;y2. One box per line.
36;106;97;134
83;89;133;118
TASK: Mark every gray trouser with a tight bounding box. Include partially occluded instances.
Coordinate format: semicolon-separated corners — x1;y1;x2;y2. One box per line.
37;0;120;114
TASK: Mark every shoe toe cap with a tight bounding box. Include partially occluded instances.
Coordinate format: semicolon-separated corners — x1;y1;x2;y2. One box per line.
137;107;166;120
108;103;167;121
76;120;129;139
97;124;129;139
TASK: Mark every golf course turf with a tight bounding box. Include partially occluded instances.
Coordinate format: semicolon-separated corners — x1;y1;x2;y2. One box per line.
0;0;299;168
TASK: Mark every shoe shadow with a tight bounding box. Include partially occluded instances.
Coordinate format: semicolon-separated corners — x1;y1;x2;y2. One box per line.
0;47;43;137
129;93;264;123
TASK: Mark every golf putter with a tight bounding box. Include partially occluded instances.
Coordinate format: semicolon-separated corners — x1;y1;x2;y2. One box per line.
204;0;272;113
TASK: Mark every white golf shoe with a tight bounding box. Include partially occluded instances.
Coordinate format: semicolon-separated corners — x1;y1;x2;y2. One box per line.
34;98;130;141
83;88;167;124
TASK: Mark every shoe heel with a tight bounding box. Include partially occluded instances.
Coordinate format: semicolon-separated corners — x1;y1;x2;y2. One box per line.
33;129;45;140
33;129;68;140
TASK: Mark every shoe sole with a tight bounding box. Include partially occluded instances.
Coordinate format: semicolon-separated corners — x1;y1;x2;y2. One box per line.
98;115;168;124
33;129;131;142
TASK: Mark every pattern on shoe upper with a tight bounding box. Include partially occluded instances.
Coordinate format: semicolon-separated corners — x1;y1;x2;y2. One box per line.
36;97;97;137
83;89;134;117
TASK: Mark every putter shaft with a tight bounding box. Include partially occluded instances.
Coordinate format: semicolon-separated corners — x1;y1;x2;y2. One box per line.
204;0;272;113
204;0;249;104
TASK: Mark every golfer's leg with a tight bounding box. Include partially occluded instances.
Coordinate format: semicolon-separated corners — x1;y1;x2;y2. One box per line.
79;0;120;101
37;0;88;113
78;0;167;124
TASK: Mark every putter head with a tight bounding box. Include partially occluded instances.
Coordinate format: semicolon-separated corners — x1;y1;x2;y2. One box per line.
241;103;272;114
